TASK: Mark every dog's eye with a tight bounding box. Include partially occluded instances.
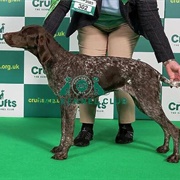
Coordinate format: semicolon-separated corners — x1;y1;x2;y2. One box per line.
21;27;26;33
21;30;26;35
36;35;39;44
21;28;29;36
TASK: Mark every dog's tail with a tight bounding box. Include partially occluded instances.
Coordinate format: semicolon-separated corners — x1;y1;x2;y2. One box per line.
159;74;180;88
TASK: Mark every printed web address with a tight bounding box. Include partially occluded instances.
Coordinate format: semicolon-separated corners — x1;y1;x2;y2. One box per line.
0;64;20;70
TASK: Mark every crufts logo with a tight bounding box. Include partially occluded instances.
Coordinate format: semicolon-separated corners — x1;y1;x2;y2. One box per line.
31;66;46;78
0;90;17;108
32;0;51;8
0;23;5;41
168;102;180;114
171;34;180;46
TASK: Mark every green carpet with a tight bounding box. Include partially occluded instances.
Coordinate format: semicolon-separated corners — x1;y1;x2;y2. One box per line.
0;118;180;180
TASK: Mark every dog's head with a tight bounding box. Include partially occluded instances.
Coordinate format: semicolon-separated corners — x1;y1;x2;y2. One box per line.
3;25;53;65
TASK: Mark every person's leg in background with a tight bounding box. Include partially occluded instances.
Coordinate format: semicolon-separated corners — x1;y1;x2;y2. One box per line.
74;25;108;146
74;24;139;146
108;23;139;143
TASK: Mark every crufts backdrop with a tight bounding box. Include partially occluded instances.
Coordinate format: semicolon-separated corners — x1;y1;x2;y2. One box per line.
0;0;180;121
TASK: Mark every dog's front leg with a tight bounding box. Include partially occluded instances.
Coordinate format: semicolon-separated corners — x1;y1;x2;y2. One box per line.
52;103;77;160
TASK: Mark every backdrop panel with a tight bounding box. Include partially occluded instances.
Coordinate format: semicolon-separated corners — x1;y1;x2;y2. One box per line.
0;0;180;121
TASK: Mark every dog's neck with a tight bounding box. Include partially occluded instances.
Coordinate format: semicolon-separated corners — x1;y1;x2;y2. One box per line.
29;33;74;69
48;37;73;61
35;33;75;76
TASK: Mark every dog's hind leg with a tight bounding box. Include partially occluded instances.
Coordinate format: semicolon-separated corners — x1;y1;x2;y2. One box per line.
122;85;171;154
51;103;77;160
132;97;171;153
129;82;180;163
145;109;179;163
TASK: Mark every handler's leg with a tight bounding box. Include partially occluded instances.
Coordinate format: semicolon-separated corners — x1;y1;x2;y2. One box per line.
108;23;139;143
74;25;108;146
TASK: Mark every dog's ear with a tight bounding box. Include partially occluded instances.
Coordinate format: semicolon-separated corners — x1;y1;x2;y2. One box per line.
37;32;53;64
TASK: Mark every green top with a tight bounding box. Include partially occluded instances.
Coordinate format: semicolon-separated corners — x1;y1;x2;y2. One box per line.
93;13;126;33
93;0;127;32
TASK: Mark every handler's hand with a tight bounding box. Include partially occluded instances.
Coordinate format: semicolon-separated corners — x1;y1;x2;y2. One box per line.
165;60;180;81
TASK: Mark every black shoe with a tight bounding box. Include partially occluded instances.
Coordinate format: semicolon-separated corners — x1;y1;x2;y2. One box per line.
115;125;134;144
74;127;93;147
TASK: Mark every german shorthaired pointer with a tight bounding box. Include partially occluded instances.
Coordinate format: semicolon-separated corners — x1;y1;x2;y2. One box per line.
3;25;180;163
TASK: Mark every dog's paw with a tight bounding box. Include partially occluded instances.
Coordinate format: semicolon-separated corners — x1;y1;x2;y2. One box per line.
156;146;169;153
51;152;68;160
167;154;179;163
51;146;63;153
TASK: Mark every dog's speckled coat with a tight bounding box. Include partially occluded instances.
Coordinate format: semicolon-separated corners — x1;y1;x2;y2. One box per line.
3;25;180;163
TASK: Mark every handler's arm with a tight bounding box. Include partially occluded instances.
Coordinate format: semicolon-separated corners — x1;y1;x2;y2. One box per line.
136;0;175;63
43;0;72;35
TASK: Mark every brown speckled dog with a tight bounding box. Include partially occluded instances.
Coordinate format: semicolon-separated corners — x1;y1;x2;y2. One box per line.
3;25;180;163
